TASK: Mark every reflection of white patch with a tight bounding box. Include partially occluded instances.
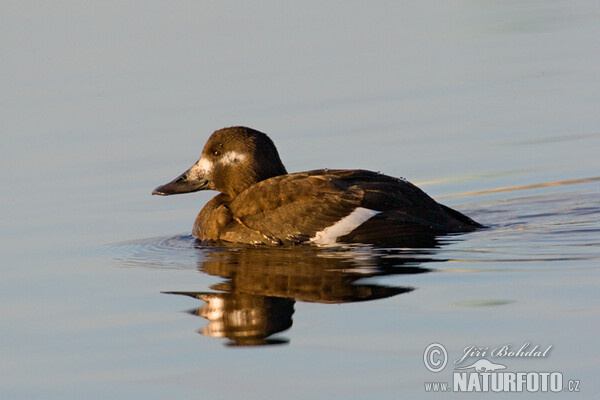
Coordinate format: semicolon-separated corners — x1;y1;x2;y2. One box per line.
190;157;213;178
220;151;246;165
310;207;380;245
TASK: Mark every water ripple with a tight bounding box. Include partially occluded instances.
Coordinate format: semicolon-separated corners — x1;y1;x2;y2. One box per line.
109;234;204;269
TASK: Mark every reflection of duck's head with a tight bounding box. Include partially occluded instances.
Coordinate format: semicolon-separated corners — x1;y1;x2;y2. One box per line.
153;126;482;246
170;292;293;346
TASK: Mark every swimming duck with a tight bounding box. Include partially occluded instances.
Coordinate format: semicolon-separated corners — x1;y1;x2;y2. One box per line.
153;126;481;246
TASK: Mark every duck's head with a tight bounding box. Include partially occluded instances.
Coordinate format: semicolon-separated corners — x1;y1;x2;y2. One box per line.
153;127;287;198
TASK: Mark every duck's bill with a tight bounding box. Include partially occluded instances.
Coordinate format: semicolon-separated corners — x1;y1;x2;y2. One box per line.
152;169;209;196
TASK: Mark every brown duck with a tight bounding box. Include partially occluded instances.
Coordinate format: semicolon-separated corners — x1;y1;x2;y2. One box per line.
153;127;482;246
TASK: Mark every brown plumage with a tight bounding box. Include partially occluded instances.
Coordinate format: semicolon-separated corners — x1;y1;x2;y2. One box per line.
153;127;482;246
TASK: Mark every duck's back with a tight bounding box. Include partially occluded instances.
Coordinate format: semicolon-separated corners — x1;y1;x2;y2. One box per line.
195;169;480;246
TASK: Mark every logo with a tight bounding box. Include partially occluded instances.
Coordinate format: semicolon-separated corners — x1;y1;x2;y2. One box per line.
423;342;581;393
454;359;506;372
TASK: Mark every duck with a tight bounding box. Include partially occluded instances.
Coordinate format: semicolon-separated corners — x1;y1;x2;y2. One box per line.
153;126;482;246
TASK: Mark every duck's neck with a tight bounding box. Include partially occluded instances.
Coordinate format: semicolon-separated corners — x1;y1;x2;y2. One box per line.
225;163;287;198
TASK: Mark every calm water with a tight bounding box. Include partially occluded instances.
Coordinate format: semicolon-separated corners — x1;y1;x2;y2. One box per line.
2;1;599;399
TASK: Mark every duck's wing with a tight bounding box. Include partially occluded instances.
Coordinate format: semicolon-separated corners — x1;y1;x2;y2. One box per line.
225;170;364;244
224;169;476;245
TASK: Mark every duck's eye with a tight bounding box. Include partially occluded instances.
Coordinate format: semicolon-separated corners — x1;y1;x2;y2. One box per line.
212;150;221;157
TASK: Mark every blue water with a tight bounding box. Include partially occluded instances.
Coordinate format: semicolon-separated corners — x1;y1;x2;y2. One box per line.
1;2;599;399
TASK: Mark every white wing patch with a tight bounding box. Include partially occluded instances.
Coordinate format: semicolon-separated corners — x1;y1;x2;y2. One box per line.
310;207;380;245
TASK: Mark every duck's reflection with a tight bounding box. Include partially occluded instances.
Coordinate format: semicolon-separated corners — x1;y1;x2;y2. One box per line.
166;245;436;346
172;292;294;346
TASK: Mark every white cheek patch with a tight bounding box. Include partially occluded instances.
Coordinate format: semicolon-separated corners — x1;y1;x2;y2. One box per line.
189;157;213;178
186;152;245;179
220;151;246;165
310;207;380;245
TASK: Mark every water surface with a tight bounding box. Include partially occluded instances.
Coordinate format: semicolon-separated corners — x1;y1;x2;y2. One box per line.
1;1;599;399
